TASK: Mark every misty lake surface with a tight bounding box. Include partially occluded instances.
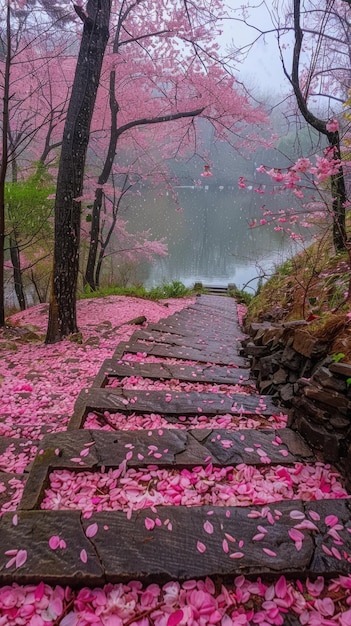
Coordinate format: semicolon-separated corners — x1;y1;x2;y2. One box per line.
122;186;295;293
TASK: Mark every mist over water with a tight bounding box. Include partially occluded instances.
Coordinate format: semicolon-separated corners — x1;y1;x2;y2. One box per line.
123;186;295;293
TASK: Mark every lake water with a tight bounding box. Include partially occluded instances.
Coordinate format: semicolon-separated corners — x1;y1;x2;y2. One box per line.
5;184;297;312
122;186;296;294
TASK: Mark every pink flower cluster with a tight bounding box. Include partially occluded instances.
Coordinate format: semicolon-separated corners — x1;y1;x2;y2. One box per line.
0;582;70;625
106;375;253;396
2;575;351;626
41;461;347;515
84;410;287;432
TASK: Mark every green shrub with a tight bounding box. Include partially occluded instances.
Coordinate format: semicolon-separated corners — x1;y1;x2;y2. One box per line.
228;286;253;305
79;280;191;301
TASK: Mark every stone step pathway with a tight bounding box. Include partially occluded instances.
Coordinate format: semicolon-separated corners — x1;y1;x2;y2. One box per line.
0;295;350;588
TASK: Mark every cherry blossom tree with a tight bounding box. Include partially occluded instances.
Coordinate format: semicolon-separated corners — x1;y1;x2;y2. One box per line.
45;0;112;342
82;0;266;290
0;0;74;322
278;0;350;251
232;1;351;251
45;0;266;341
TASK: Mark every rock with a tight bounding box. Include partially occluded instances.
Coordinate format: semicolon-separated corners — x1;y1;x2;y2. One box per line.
282;346;302;371
273;368;288;384
329;416;351;431
291;395;328;424
258;354;281;378
280;384;295;403
261;327;284;346
292;330;329;359
303;384;350;411
329;362;351;377
311;366;346;393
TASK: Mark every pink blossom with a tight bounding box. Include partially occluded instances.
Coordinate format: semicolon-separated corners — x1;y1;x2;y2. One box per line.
167;609;184;626
196;541;206;553
203;520;214;534
326;119;339;132
80;549;88;563
291;157;311;173
145;517;155;530
85;523;98;538
49;536;61;550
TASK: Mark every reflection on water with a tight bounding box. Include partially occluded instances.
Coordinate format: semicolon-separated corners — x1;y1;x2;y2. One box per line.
5;186;298;312
123;186;295;292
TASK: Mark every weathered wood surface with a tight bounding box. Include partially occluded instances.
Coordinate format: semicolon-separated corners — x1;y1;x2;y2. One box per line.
149;313;244;334
118;341;249;367
128;329;241;351
93;359;253;387
0;436;39;472
2;499;351;584
147;321;244;342
0;473;25;510
71;387;278;428
20;428;314;510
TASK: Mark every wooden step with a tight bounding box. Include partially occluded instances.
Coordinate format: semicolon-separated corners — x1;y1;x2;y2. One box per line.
1;499;350;585
19;427;314;510
92;359;253;388
4;295;350;598
70;387;278;429
116;341;249;366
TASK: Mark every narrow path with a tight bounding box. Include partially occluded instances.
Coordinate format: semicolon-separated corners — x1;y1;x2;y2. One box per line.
0;295;350;588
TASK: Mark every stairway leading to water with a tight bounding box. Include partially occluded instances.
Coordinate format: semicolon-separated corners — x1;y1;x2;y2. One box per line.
1;295;350;587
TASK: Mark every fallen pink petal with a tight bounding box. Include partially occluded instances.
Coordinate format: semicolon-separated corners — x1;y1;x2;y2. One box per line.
229;551;244;559
85;523;98;538
48;536;61;550
0;288;350;624
197;541;207;553
15;550;27;569
203;520;214;534
80;549;88;563
263;548;277;557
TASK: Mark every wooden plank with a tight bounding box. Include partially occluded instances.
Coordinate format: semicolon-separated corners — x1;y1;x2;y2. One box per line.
147;321;244;341
3;499;351;584
195;295;237;311
151;310;240;329
95;360;252;386
0;473;25;510
74;388;277;418
119;341;249;367
192;427;314;466
20;428;314;511
129;329;241;351
187;304;238;321
0;511;104;586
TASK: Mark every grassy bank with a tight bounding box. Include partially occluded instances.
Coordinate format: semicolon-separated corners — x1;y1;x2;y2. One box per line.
244;238;351;362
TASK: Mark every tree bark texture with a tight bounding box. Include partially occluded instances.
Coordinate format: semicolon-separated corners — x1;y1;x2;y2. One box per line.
9;235;26;310
0;1;11;326
46;0;111;342
289;0;348;252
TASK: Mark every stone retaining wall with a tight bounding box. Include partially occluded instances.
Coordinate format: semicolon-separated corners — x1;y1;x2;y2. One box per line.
242;320;351;489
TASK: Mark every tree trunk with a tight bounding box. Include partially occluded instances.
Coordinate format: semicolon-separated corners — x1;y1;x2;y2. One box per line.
83;53;204;290
46;0;111;343
84;68;119;291
84;186;104;290
0;1;11;326
9;235;26;310
287;0;348;252
95;246;105;288
329;134;348;252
